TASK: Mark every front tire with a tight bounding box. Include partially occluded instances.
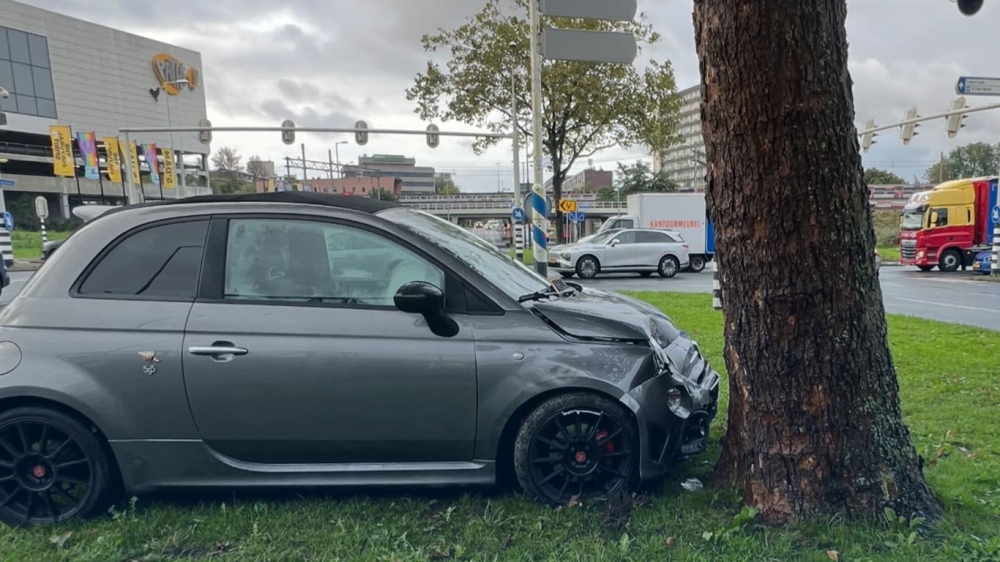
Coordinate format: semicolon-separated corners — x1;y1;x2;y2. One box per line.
939;249;961;272
514;393;638;506
658;256;680;279
917;265;934;272
0;407;116;526
576;256;600;280
688;255;707;273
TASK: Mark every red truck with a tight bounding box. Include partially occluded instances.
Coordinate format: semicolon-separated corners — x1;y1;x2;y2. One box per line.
899;177;999;271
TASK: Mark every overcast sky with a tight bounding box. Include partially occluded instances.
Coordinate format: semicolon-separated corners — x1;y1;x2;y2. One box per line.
29;0;1000;191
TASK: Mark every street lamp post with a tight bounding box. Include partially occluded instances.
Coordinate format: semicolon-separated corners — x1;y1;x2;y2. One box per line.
334;141;348;178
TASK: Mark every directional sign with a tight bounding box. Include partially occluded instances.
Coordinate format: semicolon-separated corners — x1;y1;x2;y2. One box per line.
558;199;577;213
197;118;212;144
541;28;637;64
569;211;586;222
2;212;13;231
541;0;637;21
0;179;14;187
355;120;369;146
511;207;526;221
992;205;1000;224
956;76;1000;96
281;120;296;145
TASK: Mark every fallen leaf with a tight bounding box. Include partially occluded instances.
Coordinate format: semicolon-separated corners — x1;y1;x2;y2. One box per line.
49;532;73;549
666;537;676;547
702;531;714;541
566;495;582;508
826;550;839;561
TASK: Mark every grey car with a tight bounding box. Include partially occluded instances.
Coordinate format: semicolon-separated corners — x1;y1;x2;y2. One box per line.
549;229;691;280
0;192;719;525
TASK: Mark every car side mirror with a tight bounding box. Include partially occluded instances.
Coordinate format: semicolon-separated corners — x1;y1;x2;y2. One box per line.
394;281;459;338
930;212;939;226
610;239;621;247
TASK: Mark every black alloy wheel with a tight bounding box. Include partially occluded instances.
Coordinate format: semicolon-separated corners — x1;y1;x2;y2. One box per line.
0;408;113;526
514;393;637;505
658;256;680;279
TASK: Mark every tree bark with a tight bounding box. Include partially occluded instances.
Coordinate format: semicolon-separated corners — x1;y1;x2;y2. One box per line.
694;0;941;524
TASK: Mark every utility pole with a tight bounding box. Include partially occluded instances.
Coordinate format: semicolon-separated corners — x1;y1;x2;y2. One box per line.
301;144;308;191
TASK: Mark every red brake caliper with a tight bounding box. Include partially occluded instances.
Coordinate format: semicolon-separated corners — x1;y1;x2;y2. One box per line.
595;430;616;462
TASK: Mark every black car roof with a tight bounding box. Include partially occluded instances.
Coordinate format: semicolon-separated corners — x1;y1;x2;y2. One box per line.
159;191;402;213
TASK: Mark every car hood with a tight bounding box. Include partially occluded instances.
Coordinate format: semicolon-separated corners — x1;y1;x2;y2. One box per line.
530;287;667;341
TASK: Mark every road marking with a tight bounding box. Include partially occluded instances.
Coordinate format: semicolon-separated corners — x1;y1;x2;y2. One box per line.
887;296;1000;314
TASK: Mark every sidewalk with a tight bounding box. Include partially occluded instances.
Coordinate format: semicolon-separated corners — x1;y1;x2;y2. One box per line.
10;259;42;272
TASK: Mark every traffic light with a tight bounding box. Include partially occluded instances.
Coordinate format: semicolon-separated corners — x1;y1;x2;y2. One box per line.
956;0;983;16
861;119;877;152
900;108;920;145
946;97;968;138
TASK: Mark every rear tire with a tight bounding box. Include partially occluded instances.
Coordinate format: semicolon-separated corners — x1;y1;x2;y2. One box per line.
513;393;638;506
688;255;707;273
658;256;680;279
0;407;116;526
576;256;600;280
939;249;961;272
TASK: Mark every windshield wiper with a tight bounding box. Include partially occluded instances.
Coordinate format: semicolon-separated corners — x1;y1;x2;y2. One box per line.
517;287;575;303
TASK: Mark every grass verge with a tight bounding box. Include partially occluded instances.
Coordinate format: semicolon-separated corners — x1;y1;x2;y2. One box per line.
878;245;901;262
12;231;73;260
1;293;998;561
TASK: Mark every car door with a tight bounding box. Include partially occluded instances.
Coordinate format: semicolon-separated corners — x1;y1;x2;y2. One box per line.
182;215;478;465
636;231;670;267
603;230;638;269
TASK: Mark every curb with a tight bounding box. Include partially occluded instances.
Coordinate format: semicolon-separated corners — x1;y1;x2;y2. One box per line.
10;261;42;272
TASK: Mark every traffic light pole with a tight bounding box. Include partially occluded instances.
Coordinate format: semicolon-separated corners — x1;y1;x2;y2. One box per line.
858;101;1000;139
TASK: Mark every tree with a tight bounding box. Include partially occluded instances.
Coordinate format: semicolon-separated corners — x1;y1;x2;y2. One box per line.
694;0;940;524
598;161;677;201
924;142;998;183
370;188;398;202
435;175;462;195
863;167;905;185
211;146;246;194
408;0;682;241
247;156;269;179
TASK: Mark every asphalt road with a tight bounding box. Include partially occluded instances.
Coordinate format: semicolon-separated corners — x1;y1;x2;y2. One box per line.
573;267;1000;332
3;268;998;331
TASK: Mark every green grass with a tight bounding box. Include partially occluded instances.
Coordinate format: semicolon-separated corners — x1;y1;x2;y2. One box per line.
2;293;998;561
11;231;73;260
878;246;901;262
510;248;535;266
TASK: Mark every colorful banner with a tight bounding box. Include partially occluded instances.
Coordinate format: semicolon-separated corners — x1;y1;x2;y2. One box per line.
160;148;176;189
103;137;123;183
119;140;141;185
49;125;75;177
141;143;160;186
76;132;99;180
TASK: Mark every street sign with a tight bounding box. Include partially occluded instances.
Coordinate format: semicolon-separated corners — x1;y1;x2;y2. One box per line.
0;179;14;187
558;199;577;213
992;205;1000;224
524;193;556;217
197;118;212;144
2;212;13;231
956;76;1000;96
426;124;440;148
511;207;526;221
281;119;296;145
540;28;637;64
541;0;637;21
355;120;369;146
569;211;586;222
34;196;49;220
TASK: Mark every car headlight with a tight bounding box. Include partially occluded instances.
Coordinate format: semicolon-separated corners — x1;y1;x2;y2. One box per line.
560;253;571;261
648;316;681;349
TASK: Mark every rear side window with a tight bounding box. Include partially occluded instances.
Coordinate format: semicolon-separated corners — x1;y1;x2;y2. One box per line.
637;231;669;243
78;220;208;300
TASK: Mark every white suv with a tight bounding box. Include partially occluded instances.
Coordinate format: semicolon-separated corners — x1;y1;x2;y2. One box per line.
550;228;690;279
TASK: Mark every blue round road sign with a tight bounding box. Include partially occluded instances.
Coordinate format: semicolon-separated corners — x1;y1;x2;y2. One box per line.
511;207;525;221
992;205;1000;224
2;212;12;231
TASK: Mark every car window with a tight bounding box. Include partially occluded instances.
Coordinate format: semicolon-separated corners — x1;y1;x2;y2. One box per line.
614;219;635;230
932;208;948;227
78;220;208;299
224;218;444;307
637;231;669;244
613;231;637;244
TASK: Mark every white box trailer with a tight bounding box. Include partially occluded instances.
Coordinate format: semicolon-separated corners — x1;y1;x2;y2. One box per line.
598;193;715;272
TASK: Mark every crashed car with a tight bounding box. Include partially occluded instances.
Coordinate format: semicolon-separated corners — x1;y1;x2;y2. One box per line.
0;192;719;525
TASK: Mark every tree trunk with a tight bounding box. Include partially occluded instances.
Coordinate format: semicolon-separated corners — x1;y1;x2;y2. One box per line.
694;0;941;524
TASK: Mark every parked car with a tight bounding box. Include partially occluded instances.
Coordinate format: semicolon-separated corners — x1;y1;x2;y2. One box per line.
41;205;117;261
549;228;690;279
972;250;992;275
0;192;720;525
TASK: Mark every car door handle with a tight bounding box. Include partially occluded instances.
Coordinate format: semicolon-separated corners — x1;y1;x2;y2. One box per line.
188;343;248;362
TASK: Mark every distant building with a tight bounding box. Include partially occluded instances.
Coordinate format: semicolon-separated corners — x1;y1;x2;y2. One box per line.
544;168;612;194
255;176;402;196
653;85;706;192
343;154;435;194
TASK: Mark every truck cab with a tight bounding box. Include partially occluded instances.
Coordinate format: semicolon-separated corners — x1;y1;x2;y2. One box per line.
598;215;637;233
899;177;998;272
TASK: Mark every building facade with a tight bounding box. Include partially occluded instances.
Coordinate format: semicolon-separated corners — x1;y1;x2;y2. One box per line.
0;0;211;222
343;154;435;194
654;85;706;192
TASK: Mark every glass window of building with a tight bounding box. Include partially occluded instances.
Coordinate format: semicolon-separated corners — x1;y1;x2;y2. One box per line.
0;26;57;118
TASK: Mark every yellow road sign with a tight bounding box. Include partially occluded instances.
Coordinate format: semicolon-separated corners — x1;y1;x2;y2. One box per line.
558;199;577;212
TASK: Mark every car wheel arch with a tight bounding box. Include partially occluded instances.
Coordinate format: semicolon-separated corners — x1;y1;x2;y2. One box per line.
492;384;635;488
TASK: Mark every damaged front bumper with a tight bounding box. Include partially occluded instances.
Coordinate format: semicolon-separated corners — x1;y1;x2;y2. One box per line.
623;338;721;482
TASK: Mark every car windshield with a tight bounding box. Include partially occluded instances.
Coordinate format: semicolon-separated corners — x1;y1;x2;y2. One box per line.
380;208;551;299
900;210;925;230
